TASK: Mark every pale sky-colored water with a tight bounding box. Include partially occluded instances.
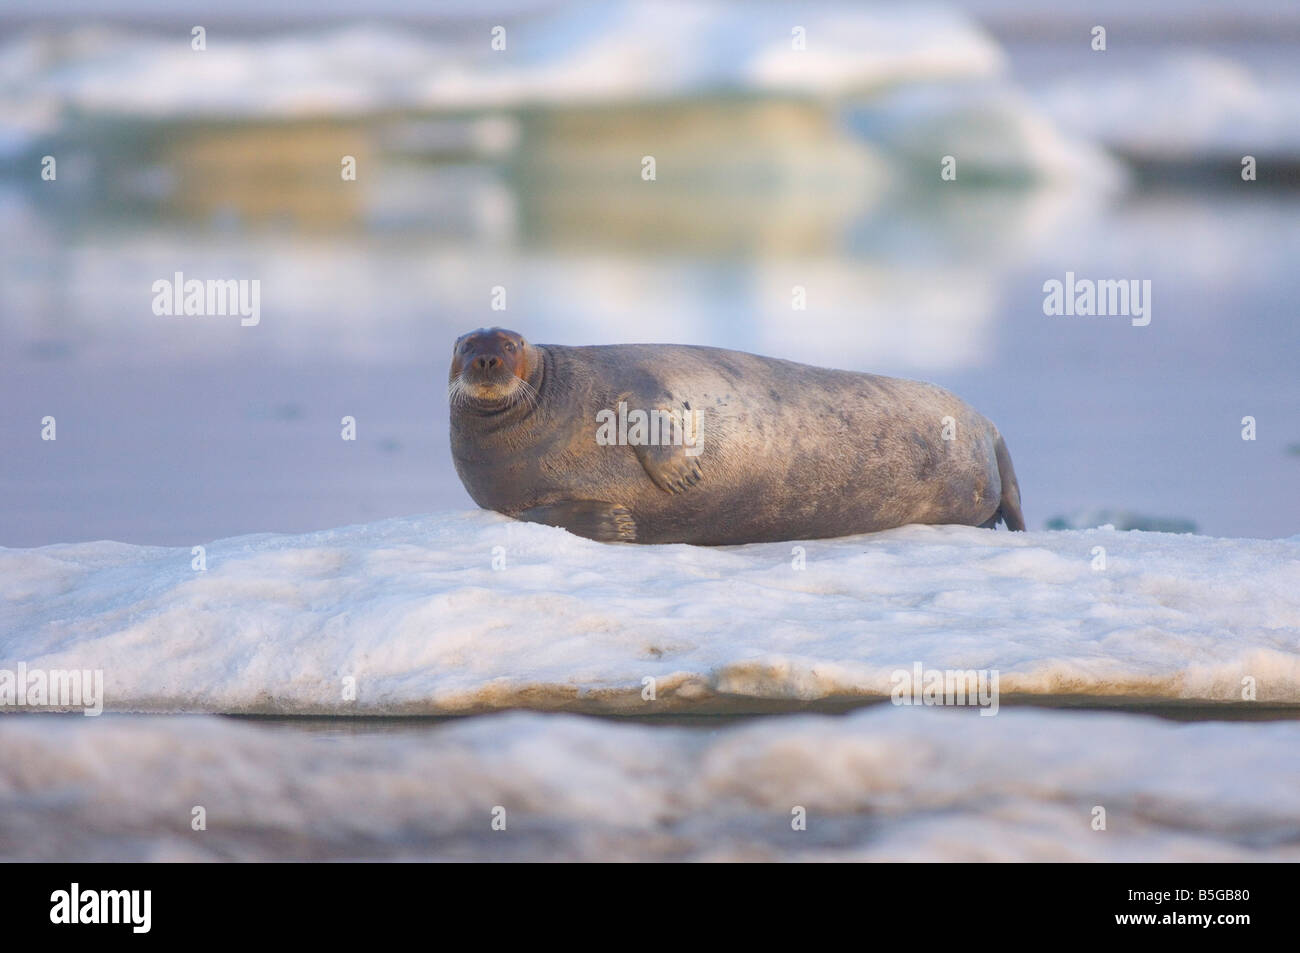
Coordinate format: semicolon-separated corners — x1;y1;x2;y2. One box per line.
3;185;1296;545
1;3;1297;546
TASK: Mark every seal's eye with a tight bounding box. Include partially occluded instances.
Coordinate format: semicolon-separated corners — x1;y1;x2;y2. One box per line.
504;342;516;352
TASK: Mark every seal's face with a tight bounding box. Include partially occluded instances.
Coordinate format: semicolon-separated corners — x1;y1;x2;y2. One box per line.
449;327;537;411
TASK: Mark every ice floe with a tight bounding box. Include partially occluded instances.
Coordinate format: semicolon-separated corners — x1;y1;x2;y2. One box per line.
3;513;1297;714
1;707;1297;860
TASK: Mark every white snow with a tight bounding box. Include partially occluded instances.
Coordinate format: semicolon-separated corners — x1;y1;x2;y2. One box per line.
3;513;1297;714
2;706;1297;860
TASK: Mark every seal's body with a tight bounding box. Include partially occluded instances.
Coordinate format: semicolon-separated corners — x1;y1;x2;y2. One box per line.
449;328;1024;544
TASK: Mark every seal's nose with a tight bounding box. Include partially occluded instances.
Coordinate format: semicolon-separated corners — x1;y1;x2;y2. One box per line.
474;355;501;371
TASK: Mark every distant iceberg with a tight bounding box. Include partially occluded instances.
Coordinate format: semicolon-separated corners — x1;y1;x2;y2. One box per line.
1046;509;1198;534
0;3;1002;120
1036;52;1300;169
0;1;1114;187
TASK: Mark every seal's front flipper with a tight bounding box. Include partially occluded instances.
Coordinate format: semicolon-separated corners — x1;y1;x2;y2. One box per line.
613;391;705;494
515;501;637;543
635;442;703;494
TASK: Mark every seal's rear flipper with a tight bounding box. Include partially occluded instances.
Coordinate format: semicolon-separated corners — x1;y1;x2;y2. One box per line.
992;434;1025;531
515;501;637;543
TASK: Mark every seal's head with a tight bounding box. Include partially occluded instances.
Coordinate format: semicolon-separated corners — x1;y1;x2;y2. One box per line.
448;327;540;411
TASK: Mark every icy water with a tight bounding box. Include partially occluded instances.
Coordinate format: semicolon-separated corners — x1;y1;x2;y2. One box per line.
3;185;1298;546
239;705;1300;735
2;6;1299;546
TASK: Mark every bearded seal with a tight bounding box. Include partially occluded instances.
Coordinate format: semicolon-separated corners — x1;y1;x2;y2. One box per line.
448;327;1025;544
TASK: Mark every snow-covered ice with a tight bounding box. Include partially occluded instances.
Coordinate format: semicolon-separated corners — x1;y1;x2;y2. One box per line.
1;706;1297;861
3;513;1297;714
